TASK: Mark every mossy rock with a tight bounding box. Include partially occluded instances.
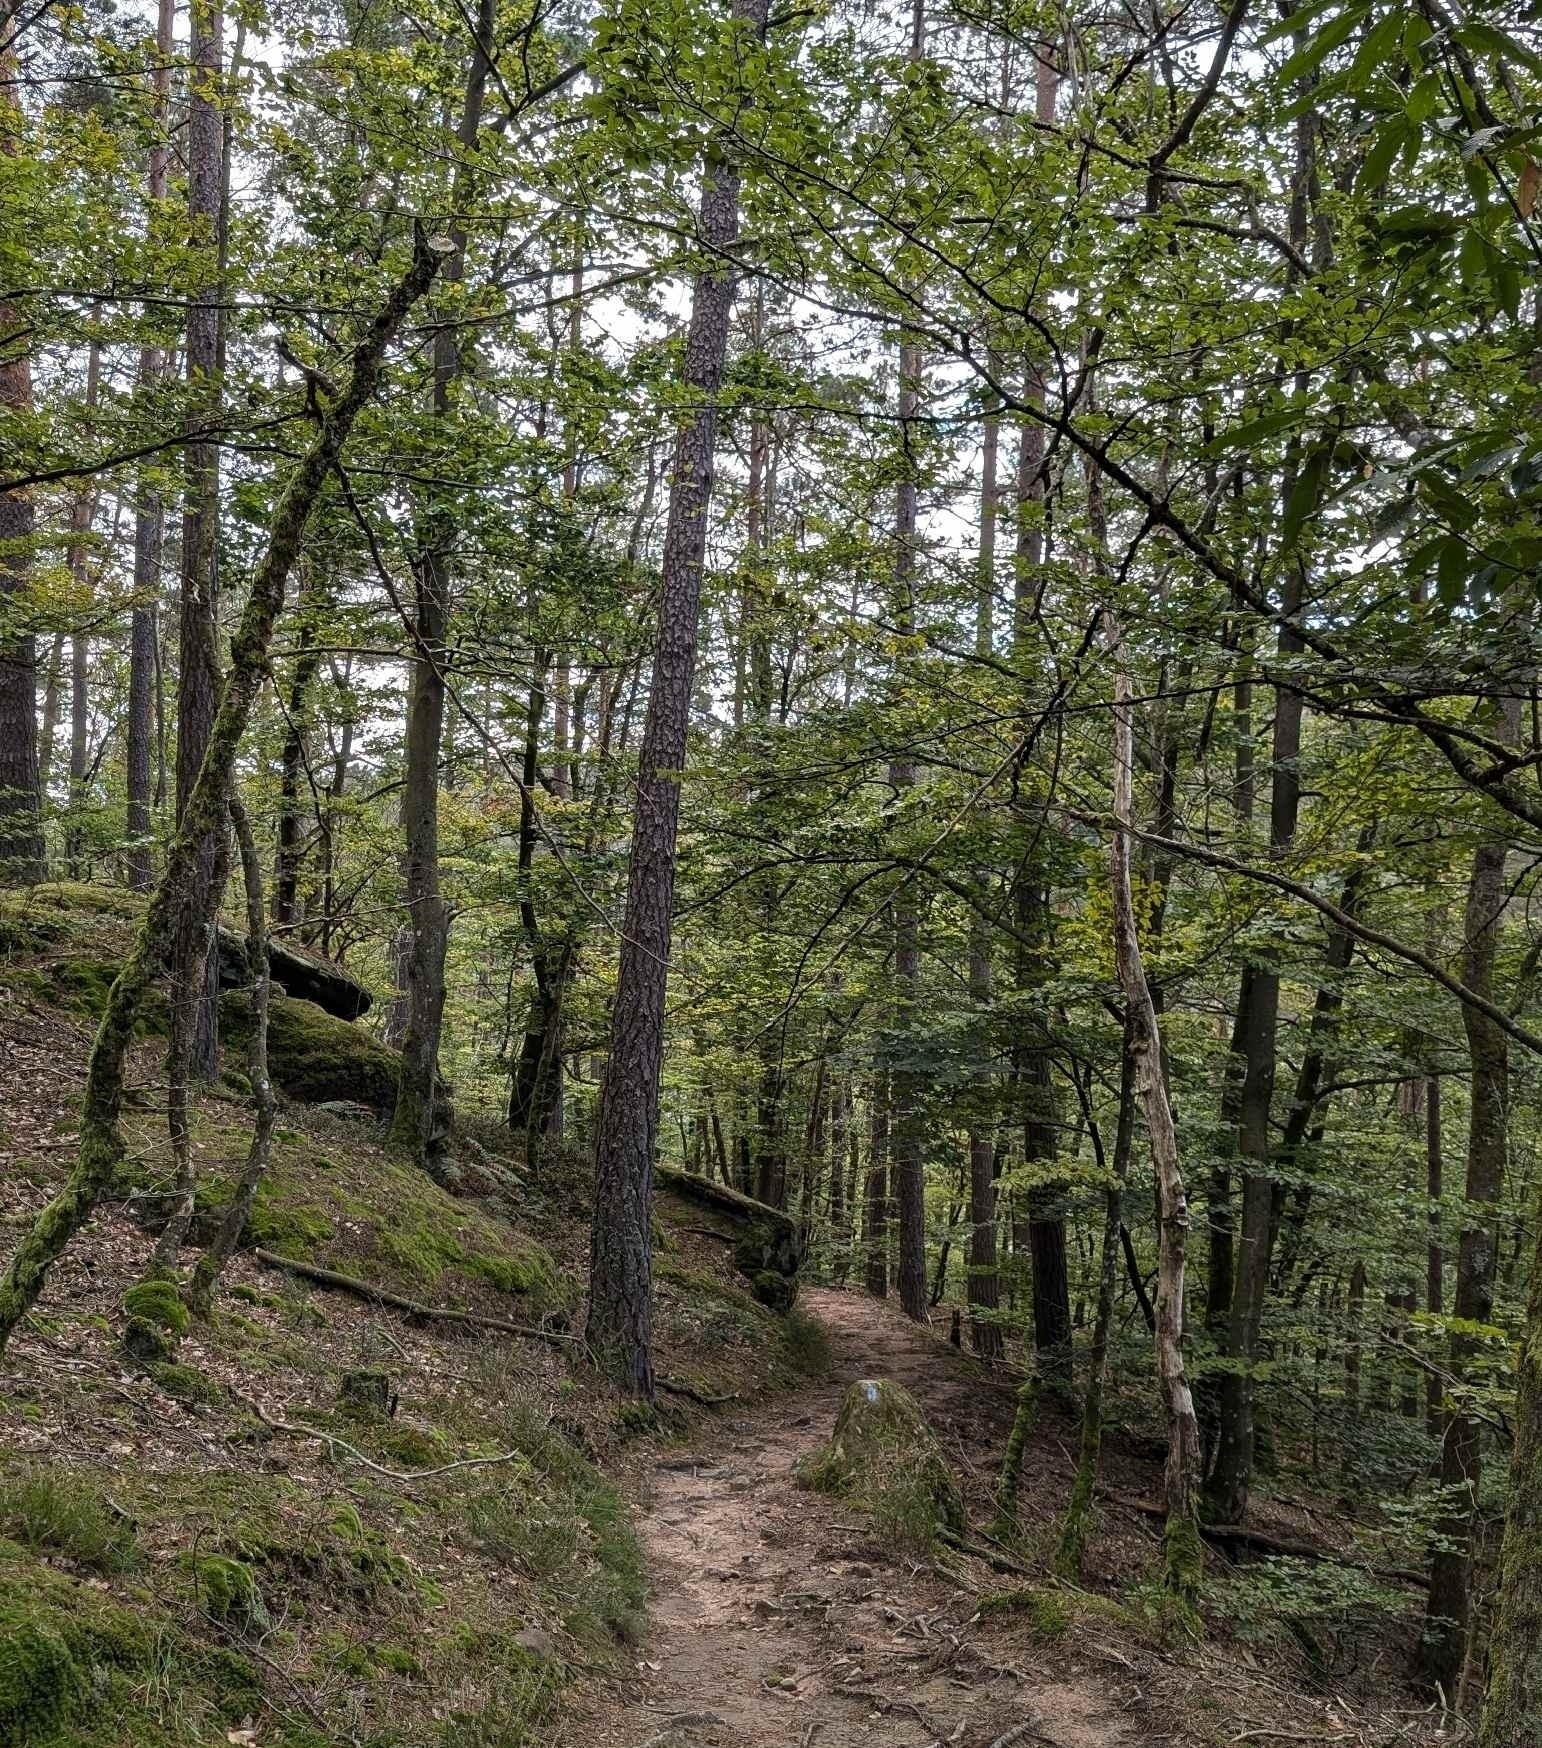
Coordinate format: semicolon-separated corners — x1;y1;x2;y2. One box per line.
749;1269;796;1312
799;1378;964;1550
145;1362;227;1407
194;1556;270;1635
337;1367;398;1422
732;1217;800;1283
120;1278;189;1362
221;991;402;1112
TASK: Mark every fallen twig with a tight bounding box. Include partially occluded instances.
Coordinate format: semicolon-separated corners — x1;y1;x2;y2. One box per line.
657;1376;739;1406
988;1723;1058;1748
237;1391;530;1486
633;1712;726;1748
250;1248;576;1347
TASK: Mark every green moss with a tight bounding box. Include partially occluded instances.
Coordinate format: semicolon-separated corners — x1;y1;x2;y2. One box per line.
0;1557;154;1745
120;1279;189;1362
222;991;401;1111
1161;1507;1205;1625
145;1362;227;1407
194;1556;269;1635
369;1422;452;1470
614;1401;658;1437
978;1587;1073;1637
799;1378;964;1552
193;1172;335;1261
368;1205;561;1308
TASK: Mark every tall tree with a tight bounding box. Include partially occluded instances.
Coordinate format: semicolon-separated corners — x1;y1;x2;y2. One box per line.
0;3;46;887
586;0;772;1392
390;0;498;1170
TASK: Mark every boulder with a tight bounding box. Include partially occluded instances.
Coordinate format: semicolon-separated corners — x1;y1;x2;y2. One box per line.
221;991;402;1111
654;1164;802;1307
216;927;372;1020
799;1377;964;1549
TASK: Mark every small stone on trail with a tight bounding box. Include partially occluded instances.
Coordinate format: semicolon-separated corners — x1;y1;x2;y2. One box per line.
513;1624;559;1659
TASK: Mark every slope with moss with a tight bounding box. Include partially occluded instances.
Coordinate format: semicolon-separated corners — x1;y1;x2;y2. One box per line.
0;890;811;1748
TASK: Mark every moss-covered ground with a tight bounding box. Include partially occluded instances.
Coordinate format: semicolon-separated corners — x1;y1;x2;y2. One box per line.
0;891;812;1748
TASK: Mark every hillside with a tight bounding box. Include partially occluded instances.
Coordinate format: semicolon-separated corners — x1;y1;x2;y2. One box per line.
0;888;1456;1748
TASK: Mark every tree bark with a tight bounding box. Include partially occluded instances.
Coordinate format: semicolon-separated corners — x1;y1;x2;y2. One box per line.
1107;610;1204;1607
1424;829;1513;1693
0;7;46;886
1478;1166;1542;1748
168;0;228;1093
863;1074;889;1298
391;0;497;1171
0;230;448;1351
186;792;275;1317
1056;1019;1137;1578
125;0;174;896
585;0;771;1395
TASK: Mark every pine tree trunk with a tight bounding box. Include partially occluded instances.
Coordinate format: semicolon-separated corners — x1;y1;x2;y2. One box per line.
0;11;45;887
125;0;174;897
169;0;228;1095
586;0;770;1395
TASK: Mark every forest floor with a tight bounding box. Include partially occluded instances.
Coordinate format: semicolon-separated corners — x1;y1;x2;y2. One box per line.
564;1286;1144;1748
0;889;1460;1748
562;1288;1423;1748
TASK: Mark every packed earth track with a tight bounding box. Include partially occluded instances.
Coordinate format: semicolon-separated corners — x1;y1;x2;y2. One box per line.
563;1288;1140;1748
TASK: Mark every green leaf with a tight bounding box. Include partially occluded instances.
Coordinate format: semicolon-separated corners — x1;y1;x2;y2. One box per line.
1261;0;1344;46
1202;406;1310;456
1358;118;1407;191
1282;445;1332;549
1277;4;1372;84
1459;19;1542;75
1435;535;1468;606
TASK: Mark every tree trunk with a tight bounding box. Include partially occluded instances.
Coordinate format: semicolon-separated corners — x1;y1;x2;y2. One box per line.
1107;611;1204;1607
1424;830;1513;1694
64;340;100;875
169;0;227;1095
186;792;275;1317
126;0;174;896
863;1075;889;1298
154;0;228;1269
1478;1167;1542;1748
272;564;324;926
391;0;497;1171
0;231;447;1352
0;9;46;886
585;0;770;1396
1056;1021;1137;1579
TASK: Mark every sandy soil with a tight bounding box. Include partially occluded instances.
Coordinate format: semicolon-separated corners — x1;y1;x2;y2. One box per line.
561;1287;1141;1748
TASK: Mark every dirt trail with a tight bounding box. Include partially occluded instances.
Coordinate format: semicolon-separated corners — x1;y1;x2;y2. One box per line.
563;1288;1140;1748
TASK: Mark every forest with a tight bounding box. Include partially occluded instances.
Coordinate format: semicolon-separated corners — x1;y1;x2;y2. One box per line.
1;0;1541;1742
